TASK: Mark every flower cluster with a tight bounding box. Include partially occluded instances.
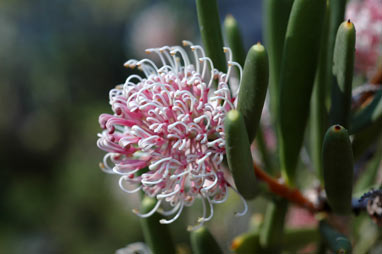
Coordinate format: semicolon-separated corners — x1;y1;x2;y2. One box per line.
346;0;382;75
97;41;245;228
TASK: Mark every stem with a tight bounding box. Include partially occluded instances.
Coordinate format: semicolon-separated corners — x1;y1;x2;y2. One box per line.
253;162;316;213
254;162;378;217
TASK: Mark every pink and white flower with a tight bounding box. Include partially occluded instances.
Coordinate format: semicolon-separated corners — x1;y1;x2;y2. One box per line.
346;0;382;75
97;41;246;229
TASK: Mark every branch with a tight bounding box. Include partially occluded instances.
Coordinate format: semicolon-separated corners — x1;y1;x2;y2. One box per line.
253;162;317;213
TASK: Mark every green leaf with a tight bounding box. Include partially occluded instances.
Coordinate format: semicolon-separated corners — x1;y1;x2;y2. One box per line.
237;43;269;143
259;198;288;254
278;0;326;186
196;0;226;72
224;110;258;199
224;15;246;66
327;0;347;110
232;231;263;254
327;0;347;87
322;125;354;214
352;112;382;160
262;0;294;123
330;20;356;128
350;90;382;134
319;220;352;254
354;136;382;193
311;1;330;184
190;226;223;254
140;197;176;254
224;16;273;174
234;226;318;254
255;124;275;174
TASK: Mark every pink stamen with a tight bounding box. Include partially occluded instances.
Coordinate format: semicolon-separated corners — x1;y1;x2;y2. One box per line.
97;42;244;225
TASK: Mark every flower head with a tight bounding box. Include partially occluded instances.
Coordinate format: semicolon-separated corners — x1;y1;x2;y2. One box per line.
115;242;151;254
97;41;246;229
346;0;382;75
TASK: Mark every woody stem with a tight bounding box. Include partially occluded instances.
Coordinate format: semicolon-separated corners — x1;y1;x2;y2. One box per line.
253;162;317;213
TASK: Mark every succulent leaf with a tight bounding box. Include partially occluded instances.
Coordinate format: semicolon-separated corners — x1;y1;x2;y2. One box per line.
190;226;223;254
278;0;326;186
140;197;176;254
196;0;226;72
237;43;269;143
259;198;288;254
322;125;354;214
224;110;258;199
350;90;382;134
319;220;352;254
311;1;330;183
224;15;246;66
234;227;319;254
354;136;382;193
328;0;347;85
263;0;294;122
352;114;382;160
330;20;356;128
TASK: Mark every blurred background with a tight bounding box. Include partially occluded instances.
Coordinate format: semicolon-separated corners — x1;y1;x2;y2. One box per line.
0;0;264;253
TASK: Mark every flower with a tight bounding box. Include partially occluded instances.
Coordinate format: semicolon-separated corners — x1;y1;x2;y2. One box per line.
115;242;151;254
346;0;382;75
97;41;246;229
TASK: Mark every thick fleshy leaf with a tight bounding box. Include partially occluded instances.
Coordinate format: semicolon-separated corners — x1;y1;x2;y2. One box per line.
278;0;326;186
140;197;176;254
330;20;356;128
190;226;223;254
319;220;352;253
224;15;246;66
322;125;354;214
263;0;294;123
196;0;226;72
237;43;269;143
224;110;258;199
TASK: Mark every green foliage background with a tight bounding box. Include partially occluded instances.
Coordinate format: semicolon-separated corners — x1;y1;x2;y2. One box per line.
0;0;197;252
